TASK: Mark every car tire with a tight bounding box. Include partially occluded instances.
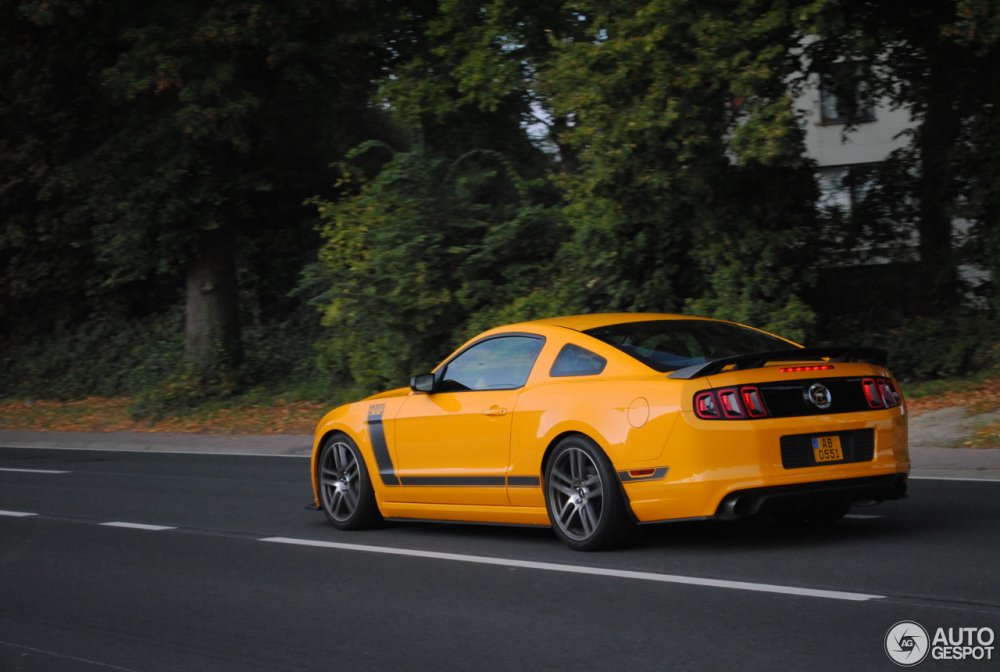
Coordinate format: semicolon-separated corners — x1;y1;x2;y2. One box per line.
544;435;631;551
318;433;381;530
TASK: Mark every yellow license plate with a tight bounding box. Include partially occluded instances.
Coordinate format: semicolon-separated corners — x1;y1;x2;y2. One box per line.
812;435;843;463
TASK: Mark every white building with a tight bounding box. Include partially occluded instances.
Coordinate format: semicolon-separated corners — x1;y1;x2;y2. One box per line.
796;76;988;300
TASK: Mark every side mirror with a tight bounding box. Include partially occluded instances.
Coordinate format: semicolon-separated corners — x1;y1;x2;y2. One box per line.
410;373;436;393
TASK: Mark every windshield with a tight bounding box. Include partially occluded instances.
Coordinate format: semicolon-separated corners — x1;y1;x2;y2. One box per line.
584;319;793;372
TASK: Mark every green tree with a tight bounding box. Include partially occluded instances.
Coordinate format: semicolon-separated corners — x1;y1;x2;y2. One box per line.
0;2;151;337
540;1;821;337
303;0;574;393
949;0;1000;312
803;0;1000;312
381;0;583;166
310;144;564;395
2;1;388;385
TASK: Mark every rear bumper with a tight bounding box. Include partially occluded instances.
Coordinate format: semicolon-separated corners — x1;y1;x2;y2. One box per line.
621;406;909;522
714;473;907;519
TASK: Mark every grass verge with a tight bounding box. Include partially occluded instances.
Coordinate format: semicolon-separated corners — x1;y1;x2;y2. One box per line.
904;375;1000;414
2;375;998;437
964;419;1000;449
0;396;324;434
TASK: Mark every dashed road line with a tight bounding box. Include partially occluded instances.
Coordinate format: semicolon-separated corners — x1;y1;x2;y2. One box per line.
259;536;884;602
0;467;70;474
100;522;177;531
0;510;37;517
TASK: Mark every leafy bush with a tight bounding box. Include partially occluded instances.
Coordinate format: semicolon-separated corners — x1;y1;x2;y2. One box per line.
0;311;185;400
308;144;565;397
876;310;1000;381
1;302;338;414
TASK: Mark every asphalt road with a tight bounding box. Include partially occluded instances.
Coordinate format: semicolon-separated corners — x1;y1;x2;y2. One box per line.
1;446;998;671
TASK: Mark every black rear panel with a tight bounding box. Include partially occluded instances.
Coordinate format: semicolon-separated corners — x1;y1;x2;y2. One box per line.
759;377;871;418
780;429;875;469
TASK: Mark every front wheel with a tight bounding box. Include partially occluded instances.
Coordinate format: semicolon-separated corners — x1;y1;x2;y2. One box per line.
318;434;381;530
544;435;631;551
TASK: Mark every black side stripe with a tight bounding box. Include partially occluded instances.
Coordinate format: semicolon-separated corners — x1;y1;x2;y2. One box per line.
396;475;541;488
401;476;506;487
367;411;399;486
367;405;541;489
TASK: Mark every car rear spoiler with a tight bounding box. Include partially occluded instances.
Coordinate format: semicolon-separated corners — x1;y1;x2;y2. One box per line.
667;347;889;380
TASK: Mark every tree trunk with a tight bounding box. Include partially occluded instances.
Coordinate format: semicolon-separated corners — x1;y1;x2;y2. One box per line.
185;227;242;379
915;36;962;312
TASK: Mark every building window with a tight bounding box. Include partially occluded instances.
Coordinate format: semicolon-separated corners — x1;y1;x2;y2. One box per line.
819;77;876;125
817;164;877;213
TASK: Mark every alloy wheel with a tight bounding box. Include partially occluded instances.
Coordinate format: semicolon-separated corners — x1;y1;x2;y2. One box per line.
547;446;605;541
320;440;362;522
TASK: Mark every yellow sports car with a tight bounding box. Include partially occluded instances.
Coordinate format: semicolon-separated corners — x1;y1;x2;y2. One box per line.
310;313;909;550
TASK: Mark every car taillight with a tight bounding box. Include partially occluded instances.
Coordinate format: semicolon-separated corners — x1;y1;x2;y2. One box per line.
694;386;769;420
694;391;720;418
878;378;901;407
741;386;768;418
862;377;902;409
718;389;743;418
861;378;883;408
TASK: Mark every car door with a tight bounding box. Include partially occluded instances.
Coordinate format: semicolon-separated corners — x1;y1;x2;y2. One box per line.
391;334;545;506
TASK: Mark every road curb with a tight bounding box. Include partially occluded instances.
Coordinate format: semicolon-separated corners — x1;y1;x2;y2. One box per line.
0;429;312;457
3;429;1000;479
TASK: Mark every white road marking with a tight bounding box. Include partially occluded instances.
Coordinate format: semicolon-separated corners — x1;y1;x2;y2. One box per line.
0;640;141;672
845;514;881;519
0;467;70;474
910;476;1000;483
100;522;176;531
260;537;884;602
0;510;37;517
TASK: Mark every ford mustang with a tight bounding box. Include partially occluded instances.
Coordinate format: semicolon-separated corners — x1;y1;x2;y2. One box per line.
310;313;909;550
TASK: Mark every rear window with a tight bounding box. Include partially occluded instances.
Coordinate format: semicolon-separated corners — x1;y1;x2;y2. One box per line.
584;320;792;373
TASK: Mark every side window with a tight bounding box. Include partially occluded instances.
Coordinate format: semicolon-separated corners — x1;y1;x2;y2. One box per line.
550;343;607;377
440;336;544;392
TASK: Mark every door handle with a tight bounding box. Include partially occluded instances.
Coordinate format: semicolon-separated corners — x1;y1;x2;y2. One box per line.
482;406;507;417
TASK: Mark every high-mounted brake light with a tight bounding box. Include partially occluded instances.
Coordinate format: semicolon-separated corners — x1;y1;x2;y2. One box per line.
779;365;835;373
694;386;769;420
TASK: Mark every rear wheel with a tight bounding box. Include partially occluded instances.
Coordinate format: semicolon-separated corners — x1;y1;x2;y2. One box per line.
318;434;381;530
544;435;631;551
